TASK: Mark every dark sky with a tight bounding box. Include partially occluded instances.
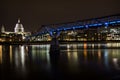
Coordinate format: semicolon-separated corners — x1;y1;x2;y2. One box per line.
0;0;120;32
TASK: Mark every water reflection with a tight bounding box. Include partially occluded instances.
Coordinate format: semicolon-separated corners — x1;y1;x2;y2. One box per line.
2;45;10;65
84;48;87;62
29;44;51;72
104;49;109;69
0;43;120;79
0;45;2;64
61;43;120;71
9;45;12;63
67;44;78;64
31;45;50;63
11;45;26;75
107;43;120;48
98;49;101;63
112;49;120;70
66;44;79;73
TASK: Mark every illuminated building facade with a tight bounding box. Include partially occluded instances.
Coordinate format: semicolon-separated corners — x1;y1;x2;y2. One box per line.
14;19;24;32
58;25;120;41
28;25;120;42
0;19;31;42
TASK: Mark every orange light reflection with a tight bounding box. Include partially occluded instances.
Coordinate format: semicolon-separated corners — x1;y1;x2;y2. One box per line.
0;45;2;64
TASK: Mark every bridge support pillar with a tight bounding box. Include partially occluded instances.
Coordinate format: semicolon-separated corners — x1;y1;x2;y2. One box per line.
49;32;61;54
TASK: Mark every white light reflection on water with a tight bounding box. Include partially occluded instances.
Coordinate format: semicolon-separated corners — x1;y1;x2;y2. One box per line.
31;44;51;70
15;46;19;67
66;44;79;72
92;43;94;48
104;49;109;69
21;46;25;68
67;44;78;63
113;58;120;70
46;45;50;59
14;45;26;73
107;43;120;48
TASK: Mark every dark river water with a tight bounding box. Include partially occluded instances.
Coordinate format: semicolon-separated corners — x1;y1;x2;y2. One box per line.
0;43;120;80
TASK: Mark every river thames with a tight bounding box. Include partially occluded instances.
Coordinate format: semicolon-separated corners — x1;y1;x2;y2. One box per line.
0;42;120;80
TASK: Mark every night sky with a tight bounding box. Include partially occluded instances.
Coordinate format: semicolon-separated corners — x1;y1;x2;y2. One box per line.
0;0;120;32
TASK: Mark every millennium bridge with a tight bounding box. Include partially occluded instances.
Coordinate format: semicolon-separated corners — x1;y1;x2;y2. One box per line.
27;14;120;42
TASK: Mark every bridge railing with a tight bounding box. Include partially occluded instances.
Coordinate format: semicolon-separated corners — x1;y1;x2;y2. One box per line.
27;14;120;41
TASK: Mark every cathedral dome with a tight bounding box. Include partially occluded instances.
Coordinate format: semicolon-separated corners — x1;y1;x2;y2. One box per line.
14;19;24;32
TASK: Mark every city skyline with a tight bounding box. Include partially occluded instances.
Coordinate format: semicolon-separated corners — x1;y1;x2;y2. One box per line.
0;0;120;32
